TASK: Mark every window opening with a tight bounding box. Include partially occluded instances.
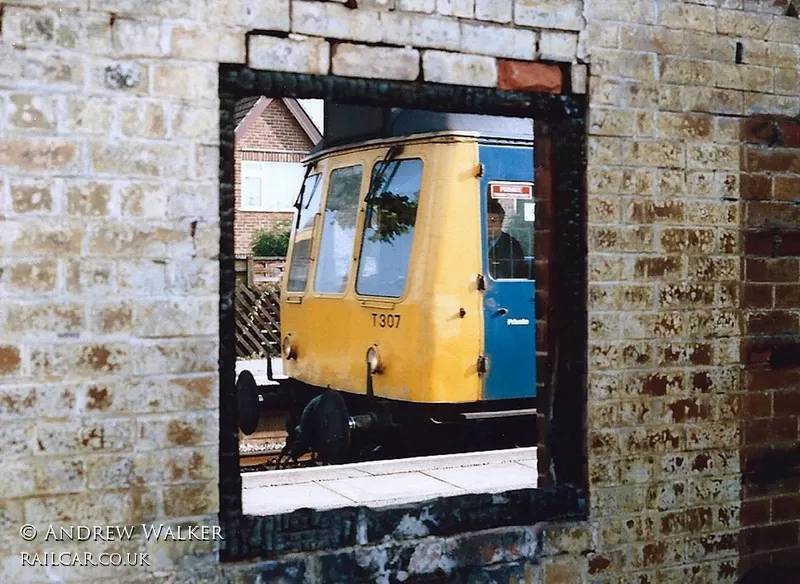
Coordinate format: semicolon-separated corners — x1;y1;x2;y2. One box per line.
285;172;323;292
219;69;587;559
356;158;422;298
314;165;364;294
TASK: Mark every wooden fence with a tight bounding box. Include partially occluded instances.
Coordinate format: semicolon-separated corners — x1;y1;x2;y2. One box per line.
235;281;282;359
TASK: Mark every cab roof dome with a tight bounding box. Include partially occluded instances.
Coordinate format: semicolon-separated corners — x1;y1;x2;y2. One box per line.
309;105;533;155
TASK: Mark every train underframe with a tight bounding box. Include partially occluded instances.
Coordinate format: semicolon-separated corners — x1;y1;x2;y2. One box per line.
237;368;539;465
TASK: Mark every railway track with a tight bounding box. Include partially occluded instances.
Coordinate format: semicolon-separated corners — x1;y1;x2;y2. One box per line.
238;409;321;472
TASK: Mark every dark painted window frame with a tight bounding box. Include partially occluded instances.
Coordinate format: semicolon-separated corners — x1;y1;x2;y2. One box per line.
218;65;588;561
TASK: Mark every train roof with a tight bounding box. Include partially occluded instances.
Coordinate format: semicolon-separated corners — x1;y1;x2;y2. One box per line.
306;106;533;159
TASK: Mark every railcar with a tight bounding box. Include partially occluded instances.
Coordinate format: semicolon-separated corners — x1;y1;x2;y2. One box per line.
237;107;540;463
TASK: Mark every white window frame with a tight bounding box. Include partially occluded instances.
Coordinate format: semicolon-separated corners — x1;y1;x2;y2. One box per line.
240;160;306;212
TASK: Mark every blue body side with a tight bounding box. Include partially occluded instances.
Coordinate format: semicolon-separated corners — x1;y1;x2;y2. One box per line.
479;144;537;401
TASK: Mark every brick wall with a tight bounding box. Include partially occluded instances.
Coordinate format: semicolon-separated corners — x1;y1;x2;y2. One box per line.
234;99;313;257
739;116;800;576
1;0;799;583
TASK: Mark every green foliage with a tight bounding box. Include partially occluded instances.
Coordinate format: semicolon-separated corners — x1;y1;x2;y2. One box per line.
251;225;291;257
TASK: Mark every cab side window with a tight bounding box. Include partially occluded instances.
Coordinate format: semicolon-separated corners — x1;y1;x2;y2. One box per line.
356;158;423;298
286;173;323;292
314;165;364;294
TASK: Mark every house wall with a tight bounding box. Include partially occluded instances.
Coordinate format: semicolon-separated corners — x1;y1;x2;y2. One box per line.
1;1;799;583
234;100;313;258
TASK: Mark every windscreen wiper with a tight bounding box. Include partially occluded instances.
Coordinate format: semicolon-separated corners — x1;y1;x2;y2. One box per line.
293;163;315;229
365;144;404;204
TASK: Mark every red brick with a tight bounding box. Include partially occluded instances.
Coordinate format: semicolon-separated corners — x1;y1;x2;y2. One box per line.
497;60;563;93
743;284;773;309
775;233;800;256
742;393;772;419
741;173;772;201
773;496;800;521
742;523;799;554
774;177;800;202
773;391;800;416
747;201;800;230
778;120;800;148
747;311;800;335
746;258;800;282
741;499;771;526
745;232;774;256
745;147;800;173
746;368;800;391
742;118;780;145
775;284;800;307
770;547;800;567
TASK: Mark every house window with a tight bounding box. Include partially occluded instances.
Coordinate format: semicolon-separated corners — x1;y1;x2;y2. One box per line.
240;161;307;211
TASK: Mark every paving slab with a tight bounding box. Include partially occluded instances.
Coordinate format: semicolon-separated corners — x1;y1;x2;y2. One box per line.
242;482;356;515
349;447;537;476
321;472;464;507
242;465;372;489
423;462;537;493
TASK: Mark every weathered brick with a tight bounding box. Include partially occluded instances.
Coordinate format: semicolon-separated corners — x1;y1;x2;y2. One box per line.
397;0;436;12
0;138;81;172
590;108;638;137
474;0;511;22
460;22;537;60
659;3;716;33
715;63;774;93
169;25;244;63
514;0;584;31
436;0;473;18
584;0;656;25
744;93;800;118
6;94;57;130
571;63;587;94
9;179;57;215
422;50;497;87
682;87;744;115
660;57;715;86
292;1;383;43
619;24;683;54
90;59;149;94
198;0;290;30
332;44;420;80
593;49;656;81
91;142;191;178
249;35;329;75
657;112;713;141
153;62;218;100
66;181;112;216
622;140;685;168
111;17;164;58
538;31;578;62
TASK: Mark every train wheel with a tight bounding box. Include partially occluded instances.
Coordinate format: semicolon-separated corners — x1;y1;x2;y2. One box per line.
310;390;350;464
236;370;260;436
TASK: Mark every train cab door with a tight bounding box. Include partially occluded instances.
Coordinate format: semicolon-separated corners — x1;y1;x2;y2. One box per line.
479;144;537;401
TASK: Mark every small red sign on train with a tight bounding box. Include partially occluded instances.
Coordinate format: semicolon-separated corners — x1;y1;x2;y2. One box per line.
488;181;534;199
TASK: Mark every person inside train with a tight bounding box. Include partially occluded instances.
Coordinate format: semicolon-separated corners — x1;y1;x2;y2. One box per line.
487;198;529;280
